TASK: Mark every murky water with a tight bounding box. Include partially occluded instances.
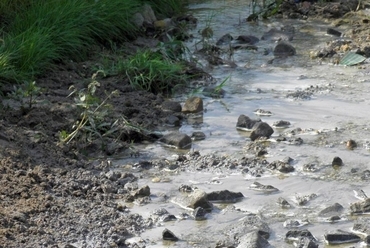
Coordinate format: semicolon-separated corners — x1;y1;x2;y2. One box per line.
121;1;370;247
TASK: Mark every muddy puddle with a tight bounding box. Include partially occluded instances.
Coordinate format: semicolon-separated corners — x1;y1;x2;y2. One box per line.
120;0;370;247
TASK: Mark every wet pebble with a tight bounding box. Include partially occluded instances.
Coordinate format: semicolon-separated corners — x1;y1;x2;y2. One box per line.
249;181;279;193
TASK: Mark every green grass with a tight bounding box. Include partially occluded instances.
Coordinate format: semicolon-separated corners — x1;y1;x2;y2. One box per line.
118;49;188;94
0;0;143;83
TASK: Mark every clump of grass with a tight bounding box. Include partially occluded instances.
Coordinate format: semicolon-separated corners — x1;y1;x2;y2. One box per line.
119;49;188;94
0;0;143;83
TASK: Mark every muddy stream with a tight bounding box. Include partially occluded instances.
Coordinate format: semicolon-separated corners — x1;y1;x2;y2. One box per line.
121;0;370;247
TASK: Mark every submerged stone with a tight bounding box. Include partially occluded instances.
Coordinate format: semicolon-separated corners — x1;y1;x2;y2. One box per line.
324;230;361;245
273;41;296;57
160;132;192;149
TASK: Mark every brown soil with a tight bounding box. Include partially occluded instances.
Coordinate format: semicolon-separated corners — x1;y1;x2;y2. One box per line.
1;1;370;247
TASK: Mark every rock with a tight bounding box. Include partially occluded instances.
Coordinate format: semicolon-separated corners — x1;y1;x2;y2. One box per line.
171;189;213;211
207;190;244;203
162;228;178;241
235;35;260;45
160;214;177;222
294;193;318;206
193;207;207;221
261;28;294;41
236;115;261;131
283;219;309;228
179;184;194;192
353;221;370;235
350;198;370;214
253;109;272;116
285;229;316;243
152;208;169;216
269;160;294;173
324;230;361;245
161;100;182;112
319;203;344;217
105;171;121;181
216;33;234;46
165;115;180;127
277;197;291;208
191;131;206;141
273;41;296;57
160;132;192;149
327;28;342;37
132;185;150;197
237;231;271;248
249;182;279;193
346;139;357;150
132;13;145;28
332;156;343;167
250;122;274;141
182;97;203;113
272;120;291;128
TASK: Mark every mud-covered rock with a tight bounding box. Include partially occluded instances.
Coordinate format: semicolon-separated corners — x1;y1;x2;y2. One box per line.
237;231;271;248
160;132;192;149
207;190;244;203
182;96;203;113
171;188;213;211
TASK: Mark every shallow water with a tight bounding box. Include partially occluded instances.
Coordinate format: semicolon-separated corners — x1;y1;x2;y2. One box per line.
120;1;370;247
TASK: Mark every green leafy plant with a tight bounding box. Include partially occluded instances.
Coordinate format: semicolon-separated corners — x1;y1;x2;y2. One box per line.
60;70;120;145
10;80;42;111
119;50;187;94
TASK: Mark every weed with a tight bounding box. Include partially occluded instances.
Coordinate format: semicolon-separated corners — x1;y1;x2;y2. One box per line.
10;80;42;112
60;70;120;146
119;50;187;94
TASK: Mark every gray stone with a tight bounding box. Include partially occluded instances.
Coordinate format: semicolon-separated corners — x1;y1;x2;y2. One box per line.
237;231;271;248
132;185;150;197
216;33;234;46
161;100;182;112
350;198;370;214
324;230;361;245
273;41;296;57
249;182;279;193
160;132;192;149
250;122;274;141
165;115;180;127
105;171;121;181
191;131;206;141
236;115;261;130
182;97;203;113
171;188;213;211
132;13;144;28
207;190;244;203
286;229;316;243
162;228;178;241
193;207;207;221
319;203;344;217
